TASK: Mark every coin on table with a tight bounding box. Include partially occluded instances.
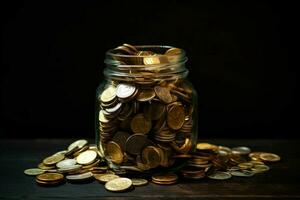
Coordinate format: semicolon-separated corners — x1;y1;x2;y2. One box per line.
96;174;120;183
66;172;94;181
76;150;97;165
36;172;64;182
56;159;77;169
208;171;232;180
105;177;132;192
100;85;117;103
57;164;82;173
152;173;178;185
24;168;45;176
167;104;185;130
238;162;254;170
230;170;255;177
68;139;88;151
231;146;251;155
130;114;152;134
38;163;55;170
259;153;280;162
131;178;148;186
116;83;137;99
251;164;270;173
136;89;156;102
106;141;124;164
43;153;65;166
154;86;172;104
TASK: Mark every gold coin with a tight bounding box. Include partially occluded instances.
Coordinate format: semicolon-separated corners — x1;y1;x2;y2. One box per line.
165;48;182;55
141;146;161;168
96;174;119;183
260;153;280;162
167;104;185;130
99;110;109;123
105;177;132;192
106;141;124;164
152;173;178;183
100;85;117;103
154;86;172;104
136;89;156;102
251;164;270;173
35;178;64;186
43;153;65;166
36;172;64;182
238;162;254;170
38;163;55;170
196;143;218;150
24;168;45;176
131;178;148;186
125;134;148;155
130;114;152;134
76;150;97;165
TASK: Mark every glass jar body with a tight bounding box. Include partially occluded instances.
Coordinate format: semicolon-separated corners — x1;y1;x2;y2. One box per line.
96;45;198;171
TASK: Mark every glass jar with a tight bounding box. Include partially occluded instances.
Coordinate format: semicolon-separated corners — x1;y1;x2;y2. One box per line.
96;44;198;171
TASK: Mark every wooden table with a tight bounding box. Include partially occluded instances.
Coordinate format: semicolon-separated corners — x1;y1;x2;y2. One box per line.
0;139;299;200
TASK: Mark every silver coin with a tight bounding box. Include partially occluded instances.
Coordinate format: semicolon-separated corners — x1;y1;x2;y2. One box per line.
218;146;232;153
57;164;82;173
208;171;232;180
68;139;88;151
116;84;136;99
24;168;45;176
56;159;77;169
105;103;122;113
53;150;68;156
230;170;255;177
131;178;148;186
66;172;94;181
231;146;251;155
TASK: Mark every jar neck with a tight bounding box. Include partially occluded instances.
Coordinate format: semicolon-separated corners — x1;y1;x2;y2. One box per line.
103;45;189;83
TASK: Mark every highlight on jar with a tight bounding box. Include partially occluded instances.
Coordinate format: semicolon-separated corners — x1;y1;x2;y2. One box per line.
96;44;198;171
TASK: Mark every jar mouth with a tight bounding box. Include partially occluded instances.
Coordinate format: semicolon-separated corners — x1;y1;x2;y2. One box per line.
105;45;187;65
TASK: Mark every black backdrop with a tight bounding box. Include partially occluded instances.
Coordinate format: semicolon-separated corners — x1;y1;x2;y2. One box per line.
1;1;298;139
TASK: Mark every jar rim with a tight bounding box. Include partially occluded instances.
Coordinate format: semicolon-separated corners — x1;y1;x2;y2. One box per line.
105;45;186;64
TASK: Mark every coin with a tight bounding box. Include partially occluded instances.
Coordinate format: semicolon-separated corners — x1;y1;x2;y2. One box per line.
238;162;254;170
144;101;165;120
208;171;232;180
122;43;138;53
154;86;172;104
100;85;117;103
231;146;251;155
66;172;94;181
251;164;270;173
36;172;64;182
57;164;82;173
112;131;130;151
141;146;161;168
230;170;255;177
76;150;97;165
167;104;185;130
68;139;88;151
106;141;124;164
56;159;77;169
43;153;65;166
196;143;218;151
116;83;137;99
165;47;182;56
136;88;156;102
105;177;132;192
152;173;178;183
24;168;45;176
260;153;280;162
125;134;148;155
38;163;55;170
97;174;119;183
130;114;152;134
131;178;148;186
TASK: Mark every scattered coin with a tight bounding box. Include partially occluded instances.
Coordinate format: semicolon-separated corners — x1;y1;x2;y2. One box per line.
97;174;120;183
131;178;148;186
105;177;132;192
56;159;77;169
24;168;45;176
230;170;255;177
76;150;97;165
66;172;94;181
208;171;232;180
232;146;251;155
152;173;178;185
43;154;65;166
260;153;281;162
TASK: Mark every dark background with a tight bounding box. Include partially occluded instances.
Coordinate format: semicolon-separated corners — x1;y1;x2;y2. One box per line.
1;1;298;139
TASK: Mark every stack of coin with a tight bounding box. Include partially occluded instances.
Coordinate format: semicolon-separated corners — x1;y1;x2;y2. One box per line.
97;44;196;170
179;142;281;180
151;173;178;185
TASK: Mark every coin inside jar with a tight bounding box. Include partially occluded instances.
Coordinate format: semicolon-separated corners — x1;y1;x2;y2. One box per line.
130;114;152;134
116;83;137;100
167;104;185;130
106;141;124;164
100;85;117;103
154;86;173;104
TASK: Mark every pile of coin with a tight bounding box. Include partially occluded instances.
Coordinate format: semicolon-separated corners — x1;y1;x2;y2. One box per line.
179;143;281;180
98;44;195;171
25;139;281;192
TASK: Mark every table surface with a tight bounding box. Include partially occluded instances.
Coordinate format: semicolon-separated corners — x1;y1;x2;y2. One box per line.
0;139;299;200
